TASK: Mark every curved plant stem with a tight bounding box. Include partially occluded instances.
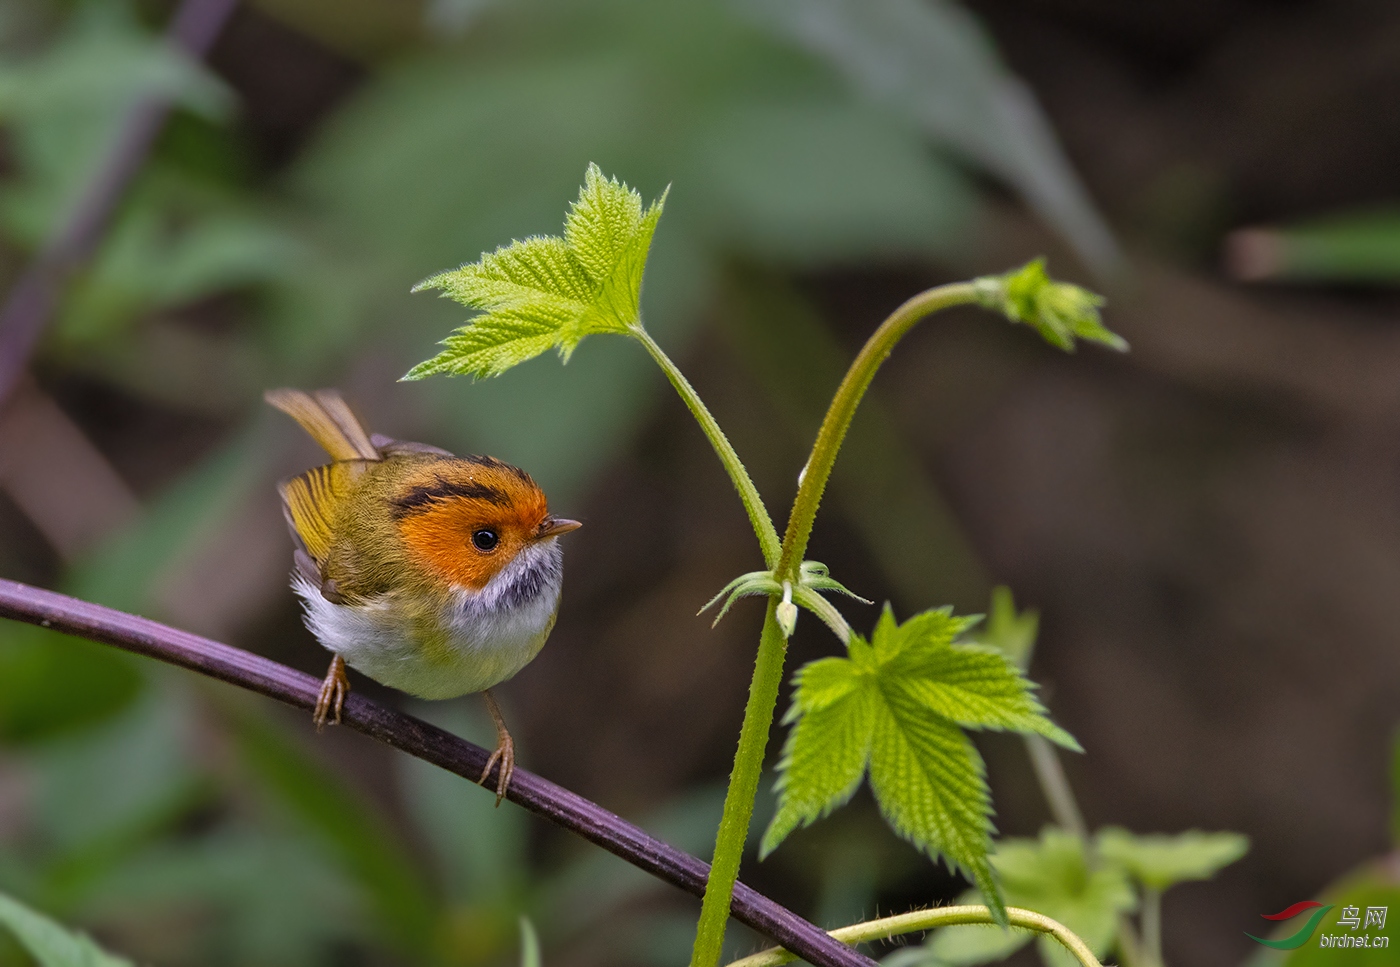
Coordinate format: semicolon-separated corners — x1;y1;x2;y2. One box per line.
690;282;980;967
774;282;977;580
0;578;872;967
723;904;1105;967
634;326;782;567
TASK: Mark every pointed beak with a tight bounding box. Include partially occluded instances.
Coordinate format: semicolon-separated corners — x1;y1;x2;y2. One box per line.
537;517;582;539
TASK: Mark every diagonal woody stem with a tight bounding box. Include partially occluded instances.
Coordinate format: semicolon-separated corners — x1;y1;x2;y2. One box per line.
0;578;873;967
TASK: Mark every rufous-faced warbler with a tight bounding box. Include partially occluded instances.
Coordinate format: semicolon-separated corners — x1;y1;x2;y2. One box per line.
266;388;580;802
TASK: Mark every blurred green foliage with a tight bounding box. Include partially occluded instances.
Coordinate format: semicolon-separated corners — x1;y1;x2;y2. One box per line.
0;0;1119;962
0;888;135;966
1230;209;1400;284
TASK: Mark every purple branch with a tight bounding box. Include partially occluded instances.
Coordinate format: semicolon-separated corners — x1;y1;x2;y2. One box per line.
0;0;241;407
0;579;874;967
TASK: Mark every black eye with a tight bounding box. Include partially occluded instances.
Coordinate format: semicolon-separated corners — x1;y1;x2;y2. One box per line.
471;529;499;551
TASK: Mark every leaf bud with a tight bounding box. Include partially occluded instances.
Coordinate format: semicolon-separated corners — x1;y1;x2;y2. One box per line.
974;258;1126;353
776;581;798;637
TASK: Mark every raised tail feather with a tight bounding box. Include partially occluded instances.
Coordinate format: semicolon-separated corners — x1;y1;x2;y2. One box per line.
265;388;380;462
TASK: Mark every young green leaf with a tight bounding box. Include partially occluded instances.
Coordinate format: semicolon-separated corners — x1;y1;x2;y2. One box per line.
922;829;1134;967
973;259;1126;353
992;830;1136;967
406;164;666;379
761;605;1081;924
0;891;135;967
1097;828;1249;891
761;657;877;855
977;586;1039;671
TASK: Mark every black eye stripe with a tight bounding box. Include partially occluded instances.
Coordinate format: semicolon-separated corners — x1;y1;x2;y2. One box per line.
392;477;512;517
472;529;500;551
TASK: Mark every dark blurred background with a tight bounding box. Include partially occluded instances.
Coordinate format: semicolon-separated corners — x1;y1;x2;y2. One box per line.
0;0;1397;965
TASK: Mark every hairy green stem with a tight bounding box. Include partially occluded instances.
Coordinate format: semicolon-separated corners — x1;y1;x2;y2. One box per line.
774;283;977;579
691;604;789;966
723;904;1105;967
634;326;781;567
691;282;982;967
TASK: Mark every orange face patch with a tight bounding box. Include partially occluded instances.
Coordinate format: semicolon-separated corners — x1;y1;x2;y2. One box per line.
393;458;551;591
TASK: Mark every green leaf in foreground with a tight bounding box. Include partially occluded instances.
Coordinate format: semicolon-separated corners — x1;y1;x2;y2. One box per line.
760;605;1081;924
406;163;666;379
1097;827;1249;891
0;891;135;967
973;258;1126;353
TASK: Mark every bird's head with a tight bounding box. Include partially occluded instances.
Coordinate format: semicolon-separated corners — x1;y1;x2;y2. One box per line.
391;456;580;592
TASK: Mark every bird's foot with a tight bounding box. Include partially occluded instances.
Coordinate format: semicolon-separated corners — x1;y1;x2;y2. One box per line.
480;689;515;806
314;655;349;731
480;734;515;806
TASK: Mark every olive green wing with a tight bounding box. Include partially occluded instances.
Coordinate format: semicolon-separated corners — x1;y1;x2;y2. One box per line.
276;460;372;603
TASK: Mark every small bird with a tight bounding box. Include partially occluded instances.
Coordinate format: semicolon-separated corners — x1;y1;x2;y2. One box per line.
266;388;580;802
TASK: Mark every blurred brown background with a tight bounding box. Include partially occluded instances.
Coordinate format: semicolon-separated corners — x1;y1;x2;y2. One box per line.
0;1;1397;965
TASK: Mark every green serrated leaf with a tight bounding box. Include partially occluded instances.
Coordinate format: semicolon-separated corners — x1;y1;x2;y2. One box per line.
889;646;1080;751
765;605;1084;923
790;656;867;716
869;688;1004;923
974;259;1125;353
870;603;964;663
407;164;665;379
760;658;874;858
1097;828;1249;891
873;604;1079;750
0;891;135;967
